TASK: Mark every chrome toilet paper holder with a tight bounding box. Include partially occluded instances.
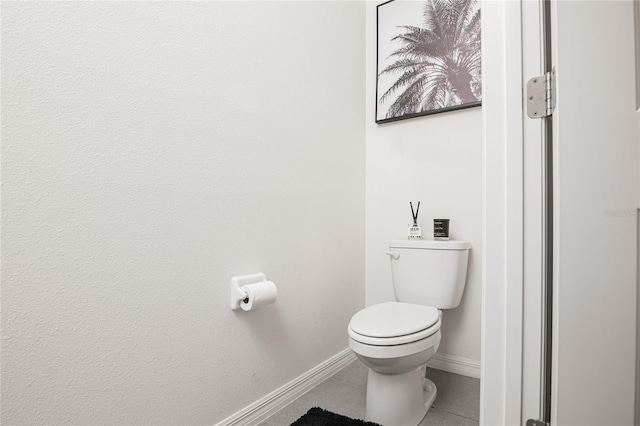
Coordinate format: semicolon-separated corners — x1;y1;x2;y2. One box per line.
230;273;267;310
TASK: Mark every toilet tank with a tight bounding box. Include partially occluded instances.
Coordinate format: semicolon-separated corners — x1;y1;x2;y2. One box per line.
388;239;471;309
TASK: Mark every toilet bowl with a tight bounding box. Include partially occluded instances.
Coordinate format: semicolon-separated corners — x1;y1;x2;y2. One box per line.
348;301;442;426
347;239;470;426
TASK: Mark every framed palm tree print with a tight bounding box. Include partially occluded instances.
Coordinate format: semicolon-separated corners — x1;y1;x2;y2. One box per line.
376;0;482;124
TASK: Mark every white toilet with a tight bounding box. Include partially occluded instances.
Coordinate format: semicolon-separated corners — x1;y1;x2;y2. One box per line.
347;239;470;426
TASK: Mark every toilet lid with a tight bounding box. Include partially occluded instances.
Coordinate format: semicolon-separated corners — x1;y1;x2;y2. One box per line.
349;301;440;338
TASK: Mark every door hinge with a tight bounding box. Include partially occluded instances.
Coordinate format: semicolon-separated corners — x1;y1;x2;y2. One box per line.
526;419;549;426
527;68;556;118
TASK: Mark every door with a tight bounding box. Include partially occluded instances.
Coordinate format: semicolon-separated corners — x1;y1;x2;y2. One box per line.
549;1;638;424
481;2;639;424
520;1;640;424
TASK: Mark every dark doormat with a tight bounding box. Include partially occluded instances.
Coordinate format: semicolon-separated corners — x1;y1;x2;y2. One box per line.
290;407;382;426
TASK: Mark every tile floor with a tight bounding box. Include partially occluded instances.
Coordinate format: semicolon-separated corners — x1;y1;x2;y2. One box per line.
260;360;480;426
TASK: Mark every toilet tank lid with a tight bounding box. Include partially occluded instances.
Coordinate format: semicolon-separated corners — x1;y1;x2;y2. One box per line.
389;239;471;250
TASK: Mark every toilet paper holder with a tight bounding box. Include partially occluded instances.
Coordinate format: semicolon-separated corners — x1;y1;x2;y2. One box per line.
230;273;267;310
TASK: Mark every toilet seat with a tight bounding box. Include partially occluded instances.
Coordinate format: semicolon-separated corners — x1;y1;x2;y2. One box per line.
348;320;440;346
348;301;441;346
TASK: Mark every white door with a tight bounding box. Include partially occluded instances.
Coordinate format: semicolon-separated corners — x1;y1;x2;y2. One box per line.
549;1;638;424
528;0;640;425
481;1;639;424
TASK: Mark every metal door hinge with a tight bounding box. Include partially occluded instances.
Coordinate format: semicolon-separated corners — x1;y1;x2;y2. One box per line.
526;419;549;426
527;68;556;118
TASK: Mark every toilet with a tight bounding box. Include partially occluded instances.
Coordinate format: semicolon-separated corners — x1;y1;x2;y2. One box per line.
347;239;470;426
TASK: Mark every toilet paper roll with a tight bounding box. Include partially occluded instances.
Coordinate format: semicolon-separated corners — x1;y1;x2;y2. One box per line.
240;281;277;311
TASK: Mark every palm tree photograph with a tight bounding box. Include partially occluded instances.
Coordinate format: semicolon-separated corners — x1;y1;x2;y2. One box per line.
376;0;481;123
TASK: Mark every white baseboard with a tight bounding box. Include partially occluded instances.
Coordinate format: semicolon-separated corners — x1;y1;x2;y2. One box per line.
427;353;481;379
215;348;357;426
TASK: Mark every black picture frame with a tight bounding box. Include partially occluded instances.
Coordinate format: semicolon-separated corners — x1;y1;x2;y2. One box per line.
376;0;482;124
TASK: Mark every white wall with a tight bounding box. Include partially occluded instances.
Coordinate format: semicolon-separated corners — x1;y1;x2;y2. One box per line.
365;2;482;363
0;2;365;424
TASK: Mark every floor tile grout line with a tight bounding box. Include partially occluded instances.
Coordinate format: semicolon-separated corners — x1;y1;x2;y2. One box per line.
434;407;480;422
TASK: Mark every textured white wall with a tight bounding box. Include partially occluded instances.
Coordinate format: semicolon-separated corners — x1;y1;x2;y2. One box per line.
1;2;365;424
364;2;482;363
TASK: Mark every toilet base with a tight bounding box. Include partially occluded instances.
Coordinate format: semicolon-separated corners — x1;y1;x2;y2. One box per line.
365;367;437;426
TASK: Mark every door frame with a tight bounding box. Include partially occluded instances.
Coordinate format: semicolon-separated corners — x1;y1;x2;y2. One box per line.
481;1;546;424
